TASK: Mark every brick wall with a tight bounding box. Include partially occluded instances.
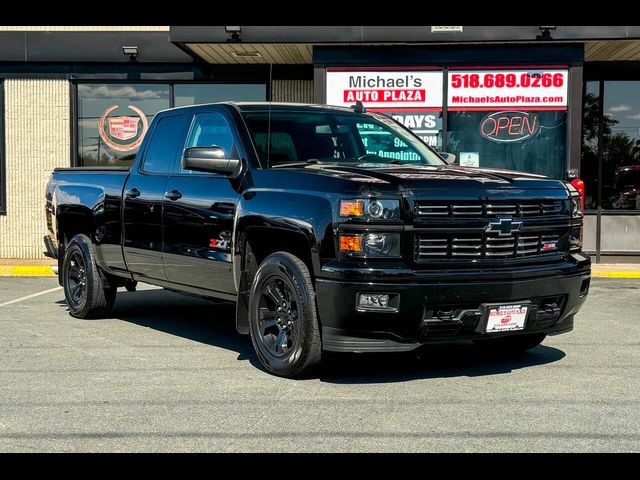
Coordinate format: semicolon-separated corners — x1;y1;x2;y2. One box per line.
0;79;70;259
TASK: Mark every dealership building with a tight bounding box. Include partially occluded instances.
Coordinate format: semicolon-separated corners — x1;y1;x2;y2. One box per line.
0;25;639;263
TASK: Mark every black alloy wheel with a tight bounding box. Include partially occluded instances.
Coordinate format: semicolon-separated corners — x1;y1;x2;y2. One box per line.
257;276;300;357
65;250;87;309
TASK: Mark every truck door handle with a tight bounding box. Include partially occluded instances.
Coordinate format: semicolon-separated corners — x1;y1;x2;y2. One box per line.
164;189;182;201
125;188;140;198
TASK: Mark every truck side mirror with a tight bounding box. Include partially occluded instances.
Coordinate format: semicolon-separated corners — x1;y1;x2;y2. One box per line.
439;152;457;165
183;147;242;178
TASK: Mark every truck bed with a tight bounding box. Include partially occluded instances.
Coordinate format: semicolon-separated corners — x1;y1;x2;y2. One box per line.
46;167;131;273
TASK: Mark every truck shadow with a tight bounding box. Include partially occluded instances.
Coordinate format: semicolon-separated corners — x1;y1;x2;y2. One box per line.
101;289;566;384
103;288;256;360
319;345;565;384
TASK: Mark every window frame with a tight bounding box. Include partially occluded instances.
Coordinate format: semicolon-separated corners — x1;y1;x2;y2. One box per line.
71;80;268;168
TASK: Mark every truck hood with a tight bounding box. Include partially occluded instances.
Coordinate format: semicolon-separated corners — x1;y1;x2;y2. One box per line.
298;163;566;192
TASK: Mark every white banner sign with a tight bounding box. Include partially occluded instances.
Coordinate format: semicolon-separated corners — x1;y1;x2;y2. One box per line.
447;69;568;109
326;70;444;109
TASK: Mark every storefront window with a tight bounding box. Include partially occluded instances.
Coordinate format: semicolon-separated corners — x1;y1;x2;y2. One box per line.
77;83;267;167
174;84;266;107
77;83;170;167
601;81;640;210
581;81;600;210
446;110;567;179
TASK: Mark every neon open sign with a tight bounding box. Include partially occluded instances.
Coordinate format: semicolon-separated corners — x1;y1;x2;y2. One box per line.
479;111;540;143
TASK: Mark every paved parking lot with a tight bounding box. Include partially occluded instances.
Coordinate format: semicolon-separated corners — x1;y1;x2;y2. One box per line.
0;276;638;452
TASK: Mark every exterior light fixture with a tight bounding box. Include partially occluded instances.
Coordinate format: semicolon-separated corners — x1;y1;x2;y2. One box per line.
225;26;241;42
537;26;556;40
231;51;262;58
122;46;138;61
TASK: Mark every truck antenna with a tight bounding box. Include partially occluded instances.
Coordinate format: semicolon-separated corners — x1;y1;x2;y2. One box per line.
267;63;272;168
351;100;366;114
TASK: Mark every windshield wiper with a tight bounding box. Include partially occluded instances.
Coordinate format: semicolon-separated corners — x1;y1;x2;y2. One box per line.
357;153;381;162
271;159;321;168
356;154;407;166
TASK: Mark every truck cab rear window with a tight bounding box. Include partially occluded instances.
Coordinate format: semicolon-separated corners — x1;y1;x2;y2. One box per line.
142;114;185;174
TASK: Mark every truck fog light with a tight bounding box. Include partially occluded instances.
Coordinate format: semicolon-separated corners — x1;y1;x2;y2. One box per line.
363;232;401;257
356;293;399;312
367;200;384;218
570;225;583;252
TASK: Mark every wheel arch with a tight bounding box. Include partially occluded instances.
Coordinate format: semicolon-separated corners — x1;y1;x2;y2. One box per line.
233;190;334;335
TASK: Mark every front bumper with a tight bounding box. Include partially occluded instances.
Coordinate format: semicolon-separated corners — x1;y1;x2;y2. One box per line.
316;257;591;353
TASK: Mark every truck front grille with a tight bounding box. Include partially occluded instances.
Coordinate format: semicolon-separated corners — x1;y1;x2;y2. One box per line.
415;200;565;219
416;232;561;261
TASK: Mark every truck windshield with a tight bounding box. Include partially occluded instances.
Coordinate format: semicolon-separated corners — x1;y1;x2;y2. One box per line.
242;110;445;168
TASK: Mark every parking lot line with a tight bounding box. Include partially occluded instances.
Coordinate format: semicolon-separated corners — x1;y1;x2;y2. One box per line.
0;286;62;307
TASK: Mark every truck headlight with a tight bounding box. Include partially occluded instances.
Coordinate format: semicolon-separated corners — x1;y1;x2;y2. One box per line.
339;198;401;221
570;194;583;218
339;232;401;257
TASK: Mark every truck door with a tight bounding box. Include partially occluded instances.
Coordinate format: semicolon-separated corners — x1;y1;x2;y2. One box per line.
162;109;240;295
122;112;187;281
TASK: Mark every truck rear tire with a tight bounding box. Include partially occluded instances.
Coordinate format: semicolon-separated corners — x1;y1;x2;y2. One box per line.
248;252;322;378
62;234;117;319
474;333;547;355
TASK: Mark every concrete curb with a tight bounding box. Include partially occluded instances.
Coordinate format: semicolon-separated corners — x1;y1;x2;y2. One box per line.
0;266;56;277
592;271;640;279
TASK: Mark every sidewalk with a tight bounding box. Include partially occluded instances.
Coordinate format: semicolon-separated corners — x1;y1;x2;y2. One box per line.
2;259;640;278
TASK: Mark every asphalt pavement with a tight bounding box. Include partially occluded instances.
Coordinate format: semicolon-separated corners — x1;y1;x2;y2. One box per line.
0;277;638;452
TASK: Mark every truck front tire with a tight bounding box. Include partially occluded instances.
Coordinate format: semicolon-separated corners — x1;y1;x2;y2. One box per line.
62;234;117;319
248;252;322;378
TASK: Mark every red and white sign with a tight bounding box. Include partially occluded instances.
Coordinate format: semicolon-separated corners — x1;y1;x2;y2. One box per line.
326;69;443;110
485;305;528;333
448;68;568;110
108;116;140;141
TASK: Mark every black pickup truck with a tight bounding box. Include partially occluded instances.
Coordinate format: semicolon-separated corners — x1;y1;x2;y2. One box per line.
45;102;591;378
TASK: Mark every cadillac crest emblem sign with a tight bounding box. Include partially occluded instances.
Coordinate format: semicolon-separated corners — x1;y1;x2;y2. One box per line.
98;104;149;152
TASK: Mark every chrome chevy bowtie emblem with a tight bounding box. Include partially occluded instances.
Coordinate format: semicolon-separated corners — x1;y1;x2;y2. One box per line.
486;216;523;236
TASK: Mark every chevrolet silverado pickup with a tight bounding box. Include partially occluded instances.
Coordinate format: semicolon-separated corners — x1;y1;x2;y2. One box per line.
45;102;591;378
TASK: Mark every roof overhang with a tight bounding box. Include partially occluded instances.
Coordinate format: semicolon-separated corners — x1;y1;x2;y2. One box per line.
170;26;640;65
184;43;313;64
586;40;640;61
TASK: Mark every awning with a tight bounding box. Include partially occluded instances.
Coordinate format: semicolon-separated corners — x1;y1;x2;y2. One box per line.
170;26;640;65
586;40;640;61
184;43;312;64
